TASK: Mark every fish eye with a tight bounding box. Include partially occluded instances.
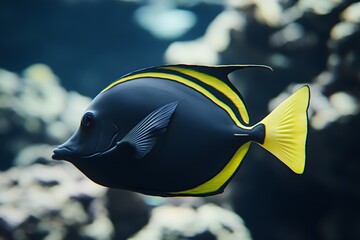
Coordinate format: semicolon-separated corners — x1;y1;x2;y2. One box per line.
81;112;95;127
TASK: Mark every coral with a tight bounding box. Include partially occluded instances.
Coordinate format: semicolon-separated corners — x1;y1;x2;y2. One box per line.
129;204;251;240
0;154;113;240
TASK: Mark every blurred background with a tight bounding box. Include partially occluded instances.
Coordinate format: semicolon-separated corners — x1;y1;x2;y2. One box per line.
0;0;359;239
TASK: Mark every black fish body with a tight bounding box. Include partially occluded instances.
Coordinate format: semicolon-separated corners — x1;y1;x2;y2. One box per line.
53;65;310;197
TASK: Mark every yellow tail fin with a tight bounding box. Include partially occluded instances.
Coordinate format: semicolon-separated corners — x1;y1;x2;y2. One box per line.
258;86;310;174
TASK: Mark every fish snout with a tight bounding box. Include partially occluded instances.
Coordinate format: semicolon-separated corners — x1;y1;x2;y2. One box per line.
52;146;76;161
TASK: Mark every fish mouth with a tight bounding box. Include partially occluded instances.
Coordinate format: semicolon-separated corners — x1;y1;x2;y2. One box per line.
52;146;77;161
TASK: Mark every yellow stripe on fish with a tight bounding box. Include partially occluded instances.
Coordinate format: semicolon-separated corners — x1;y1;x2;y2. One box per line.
169;142;251;195
159;66;250;125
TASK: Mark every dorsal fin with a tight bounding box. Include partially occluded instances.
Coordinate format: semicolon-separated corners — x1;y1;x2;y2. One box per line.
161;64;272;85
104;64;272;94
121;64;272;83
102;64;272;127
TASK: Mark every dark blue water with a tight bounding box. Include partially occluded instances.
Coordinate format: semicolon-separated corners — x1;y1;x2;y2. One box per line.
0;0;222;97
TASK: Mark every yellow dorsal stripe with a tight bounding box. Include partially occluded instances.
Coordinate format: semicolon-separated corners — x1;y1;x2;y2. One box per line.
162;66;250;124
101;72;247;128
169;142;251;195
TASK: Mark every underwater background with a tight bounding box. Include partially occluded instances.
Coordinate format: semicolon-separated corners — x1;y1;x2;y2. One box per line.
0;0;359;239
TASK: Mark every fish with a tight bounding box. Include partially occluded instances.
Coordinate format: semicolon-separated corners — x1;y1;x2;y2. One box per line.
52;64;310;197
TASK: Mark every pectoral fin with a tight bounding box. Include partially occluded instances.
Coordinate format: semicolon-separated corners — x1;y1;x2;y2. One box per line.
119;101;179;159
